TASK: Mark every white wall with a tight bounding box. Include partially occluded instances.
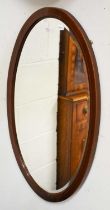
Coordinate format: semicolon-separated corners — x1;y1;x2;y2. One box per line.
15;19;62;191
0;0;110;210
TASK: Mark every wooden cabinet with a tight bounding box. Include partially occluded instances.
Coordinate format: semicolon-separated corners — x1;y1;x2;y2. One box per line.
58;29;77;95
57;28;90;189
58;28;88;96
57;94;89;189
70;95;89;177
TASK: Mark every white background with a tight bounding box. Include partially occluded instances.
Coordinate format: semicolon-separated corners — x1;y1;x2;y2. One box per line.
0;0;110;210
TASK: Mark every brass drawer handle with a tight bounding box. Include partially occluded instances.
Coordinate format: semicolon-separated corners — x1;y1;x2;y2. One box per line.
82;106;88;115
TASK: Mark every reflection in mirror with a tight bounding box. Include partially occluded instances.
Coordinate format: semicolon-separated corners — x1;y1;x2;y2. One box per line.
14;18;90;192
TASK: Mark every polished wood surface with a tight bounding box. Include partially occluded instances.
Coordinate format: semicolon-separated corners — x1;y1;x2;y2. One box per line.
59;29;77;95
57;29;90;189
57;94;89;189
57;97;72;189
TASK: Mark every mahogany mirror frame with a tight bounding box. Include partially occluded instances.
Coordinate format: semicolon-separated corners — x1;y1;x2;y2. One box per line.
7;7;101;202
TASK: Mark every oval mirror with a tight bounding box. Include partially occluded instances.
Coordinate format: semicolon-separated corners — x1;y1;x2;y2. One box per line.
7;7;100;202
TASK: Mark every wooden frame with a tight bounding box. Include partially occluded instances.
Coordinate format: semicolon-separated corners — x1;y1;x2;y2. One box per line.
7;7;101;202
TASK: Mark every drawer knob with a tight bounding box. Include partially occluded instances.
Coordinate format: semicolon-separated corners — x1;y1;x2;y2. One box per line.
83;106;88;115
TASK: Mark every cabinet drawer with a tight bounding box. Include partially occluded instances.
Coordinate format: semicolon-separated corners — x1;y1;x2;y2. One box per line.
76;100;88;122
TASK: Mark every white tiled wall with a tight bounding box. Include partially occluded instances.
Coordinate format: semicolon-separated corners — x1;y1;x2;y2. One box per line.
15;19;67;191
15;62;59;106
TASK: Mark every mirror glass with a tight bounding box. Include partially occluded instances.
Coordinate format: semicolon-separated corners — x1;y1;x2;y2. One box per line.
14;18;90;192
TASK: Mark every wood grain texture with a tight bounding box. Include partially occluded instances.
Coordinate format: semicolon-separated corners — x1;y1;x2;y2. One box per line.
57;97;72;189
57;29;90;189
57;94;89;189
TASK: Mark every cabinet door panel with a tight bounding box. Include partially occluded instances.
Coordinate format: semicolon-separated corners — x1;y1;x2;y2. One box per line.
57;97;72;189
